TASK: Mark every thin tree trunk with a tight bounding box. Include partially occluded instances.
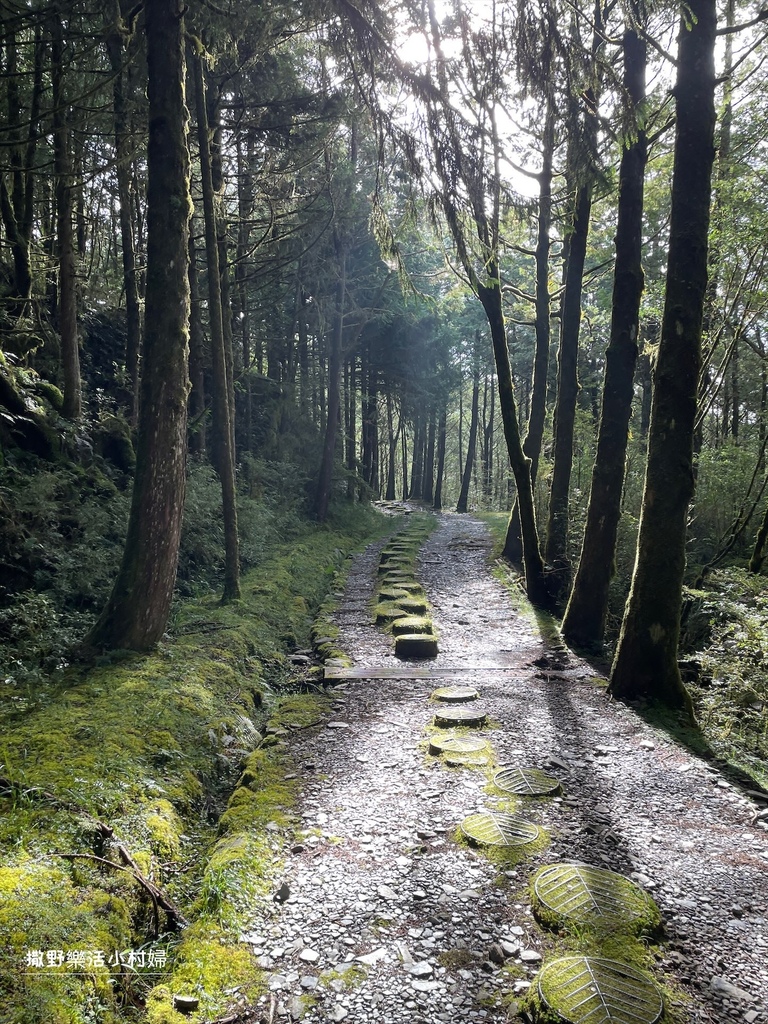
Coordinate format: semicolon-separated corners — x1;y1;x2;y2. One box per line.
545;175;595;594
457;336;480;513
401;413;409;499
86;0;192;651
187;225;206;455
423;410;436;505
609;0;716;714
561;15;647;652
51;11;80;420
433;407;447;510
503;102;555;561
385;390;397;501
314;240;346;520
192;49;240;601
106;4;142;425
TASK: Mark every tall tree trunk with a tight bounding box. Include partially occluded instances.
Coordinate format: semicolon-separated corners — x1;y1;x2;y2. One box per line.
86;0;191;651
423;410;436;505
51;12;81;420
503;103;555;560
401;415;409;499
433;407;447;510
187;225;206;455
561;15;647;651
481;275;549;606
314;239;346;520
609;0;716;713
482;369;495;498
410;414;425;499
545;179;592;589
385;390;397;500
192;49;240;601
457;336;481;513
106;1;141;424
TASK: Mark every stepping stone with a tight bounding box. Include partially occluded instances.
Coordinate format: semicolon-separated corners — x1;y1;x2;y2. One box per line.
378;587;411;602
396;596;429;614
433;705;487;728
380;549;414;565
375;602;410;624
428;734;489;756
532;864;661;933
432;685;479;703
395;634;438;659
378;558;412;574
536;956;663;1024
392;616;434;636
494;766;561;796
379;577;424;594
460;811;540;848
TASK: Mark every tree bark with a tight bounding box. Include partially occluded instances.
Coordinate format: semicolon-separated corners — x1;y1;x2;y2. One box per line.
192;49;240;601
314;236;346;520
608;0;716;713
86;0;192;651
561;16;647;652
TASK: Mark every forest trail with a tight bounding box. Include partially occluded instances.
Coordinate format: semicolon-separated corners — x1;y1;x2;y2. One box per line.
242;513;768;1024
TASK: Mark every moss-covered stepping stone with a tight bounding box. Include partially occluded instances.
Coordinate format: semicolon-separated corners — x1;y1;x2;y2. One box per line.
380;549;414;564
461;811;540;848
537;956;663;1024
395;596;429;615
428;734;489;756
395;633;438;659
378;587;411;602
391;615;433;636
532;864;661;934
375;602;410;624
433;705;487;728
379;577;424;594
494;766;561;796
432;686;479;703
378;558;412;574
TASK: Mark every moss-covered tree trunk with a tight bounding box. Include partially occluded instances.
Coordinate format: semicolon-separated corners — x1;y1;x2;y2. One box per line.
51;11;81;420
187;225;206;456
192;49;240;601
503;104;554;561
609;0;716;712
385;389;397;501
86;0;192;651
562;19;647;651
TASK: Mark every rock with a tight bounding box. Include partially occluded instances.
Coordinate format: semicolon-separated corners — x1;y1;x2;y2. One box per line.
328;1007;349;1022
378;884;398;901
519;949;542;963
300;976;318;990
488;944;507;965
172;995;199;1013
299;948;319;963
710;976;753;1002
273;883;291;904
406;962;433;977
357;947;387;965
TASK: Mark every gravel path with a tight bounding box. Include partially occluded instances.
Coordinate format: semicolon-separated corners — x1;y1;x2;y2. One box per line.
243;513;768;1024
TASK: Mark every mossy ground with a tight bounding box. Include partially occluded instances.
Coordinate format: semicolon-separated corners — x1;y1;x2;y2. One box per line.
0;505;389;1024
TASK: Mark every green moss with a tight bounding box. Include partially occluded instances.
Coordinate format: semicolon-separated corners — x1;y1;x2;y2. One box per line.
391;615;434;636
0;504;388;1023
375;602;410;624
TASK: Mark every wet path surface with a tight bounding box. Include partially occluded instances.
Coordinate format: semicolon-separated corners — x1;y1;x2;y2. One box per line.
244;513;768;1024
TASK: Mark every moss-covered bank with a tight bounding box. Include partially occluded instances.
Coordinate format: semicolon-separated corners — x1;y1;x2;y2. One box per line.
0;505;389;1024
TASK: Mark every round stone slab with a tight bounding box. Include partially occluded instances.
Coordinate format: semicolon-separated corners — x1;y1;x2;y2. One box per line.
533;864;659;931
391;616;433;636
428;734;488;756
432;686;480;703
537;956;663;1024
461;811;540;848
434;705;487;728
494;766;561;796
395;633;438;659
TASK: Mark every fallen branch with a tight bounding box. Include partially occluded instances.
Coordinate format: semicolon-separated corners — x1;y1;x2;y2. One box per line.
56;849;188;935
